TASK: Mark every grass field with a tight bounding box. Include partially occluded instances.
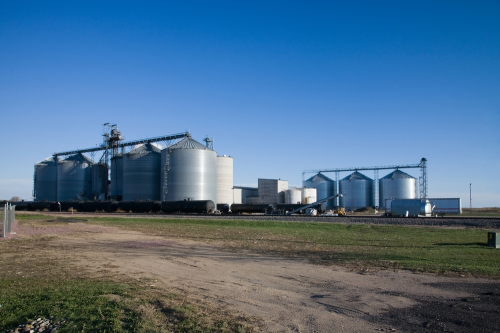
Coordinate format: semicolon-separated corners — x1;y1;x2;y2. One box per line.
3;213;499;332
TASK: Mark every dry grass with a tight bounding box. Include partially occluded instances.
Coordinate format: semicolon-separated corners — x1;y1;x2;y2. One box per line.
460;207;500;217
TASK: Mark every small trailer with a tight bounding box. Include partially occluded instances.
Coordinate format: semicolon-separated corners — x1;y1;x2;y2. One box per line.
427;198;462;215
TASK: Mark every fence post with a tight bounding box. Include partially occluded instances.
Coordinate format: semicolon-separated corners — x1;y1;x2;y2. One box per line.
3;203;15;237
3;203;6;238
9;204;13;234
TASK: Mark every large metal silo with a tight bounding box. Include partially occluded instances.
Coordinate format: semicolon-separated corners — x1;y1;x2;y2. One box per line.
57;153;94;201
92;163;108;200
110;155;123;200
34;156;60;201
379;170;417;209
303;173;337;208
122;144;161;201
339;171;373;210
161;138;217;203
216;155;233;204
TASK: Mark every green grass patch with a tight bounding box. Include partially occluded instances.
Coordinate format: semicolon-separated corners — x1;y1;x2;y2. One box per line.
0;278;141;332
78;216;500;277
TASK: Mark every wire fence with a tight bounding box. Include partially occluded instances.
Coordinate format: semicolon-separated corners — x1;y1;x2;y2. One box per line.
2;203;15;238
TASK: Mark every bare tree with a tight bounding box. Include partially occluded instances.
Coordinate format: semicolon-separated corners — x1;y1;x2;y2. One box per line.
10;196;20;202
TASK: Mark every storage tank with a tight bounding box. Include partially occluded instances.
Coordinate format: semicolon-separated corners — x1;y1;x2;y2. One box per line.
92;163;108;200
379;170;417;209
216;155;233;205
301;187;317;204
161;137;217;203
303;173;337;208
34;156;60;201
110;155;123;201
339;171;373;210
122;143;161;201
285;188;302;204
390;199;432;217
57;153;94;201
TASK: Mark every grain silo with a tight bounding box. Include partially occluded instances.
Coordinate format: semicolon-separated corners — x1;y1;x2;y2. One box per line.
216;155;233;205
339;171;373;210
303;173;337;208
285;188;302;204
57;153;94;201
92;163;108;200
110;154;123;200
122;144;161;201
379;170;417;209
34;156;60;201
301;187;317;204
160;137;217;203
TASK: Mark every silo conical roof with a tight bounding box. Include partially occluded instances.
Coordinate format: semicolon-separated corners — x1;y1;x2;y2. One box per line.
128;143;161;155
305;173;334;182
381;170;416;180
342;171;372;181
169;138;211;150
60;153;94;164
36;156;60;165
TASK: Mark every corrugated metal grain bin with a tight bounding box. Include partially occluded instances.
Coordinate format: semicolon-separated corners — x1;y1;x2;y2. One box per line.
110;155;123;201
57;154;94;202
161;138;217;203
339;172;373;210
122;144;161;201
92;163;108;200
379;170;416;209
303;173;336;208
34;156;60;201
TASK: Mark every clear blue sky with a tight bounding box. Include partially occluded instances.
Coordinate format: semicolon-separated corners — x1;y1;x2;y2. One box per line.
1;1;498;207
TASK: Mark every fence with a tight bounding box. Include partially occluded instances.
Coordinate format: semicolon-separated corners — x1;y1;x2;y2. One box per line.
2;203;15;238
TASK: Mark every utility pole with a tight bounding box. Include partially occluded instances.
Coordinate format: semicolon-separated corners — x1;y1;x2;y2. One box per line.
470;183;472;211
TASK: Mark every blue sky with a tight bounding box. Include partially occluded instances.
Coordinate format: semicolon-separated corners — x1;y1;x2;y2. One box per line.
1;1;498;207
